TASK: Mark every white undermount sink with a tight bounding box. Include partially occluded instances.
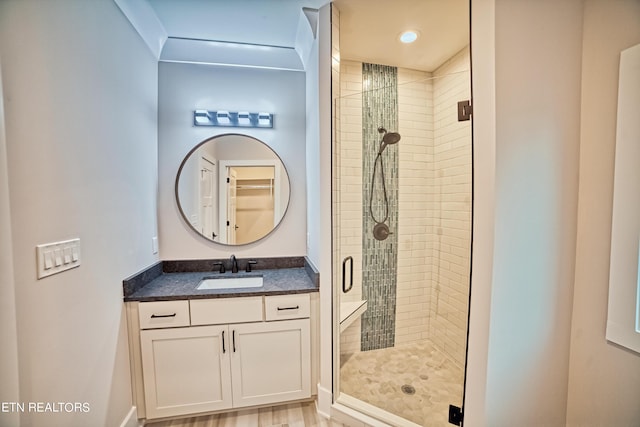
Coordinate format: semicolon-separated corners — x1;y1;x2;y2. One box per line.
197;275;264;290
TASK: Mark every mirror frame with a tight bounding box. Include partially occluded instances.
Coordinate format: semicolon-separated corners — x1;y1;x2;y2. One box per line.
174;133;292;246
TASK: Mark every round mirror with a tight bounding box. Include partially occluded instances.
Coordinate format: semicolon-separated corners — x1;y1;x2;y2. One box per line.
175;134;291;245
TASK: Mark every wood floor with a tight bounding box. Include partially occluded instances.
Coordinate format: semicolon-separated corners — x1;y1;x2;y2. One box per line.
144;402;346;427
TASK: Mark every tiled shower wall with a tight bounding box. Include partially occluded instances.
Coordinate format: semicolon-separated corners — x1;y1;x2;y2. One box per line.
337;50;471;368
338;60;364;356
429;48;472;367
360;63;399;351
339;61;435;354
395;68;434;347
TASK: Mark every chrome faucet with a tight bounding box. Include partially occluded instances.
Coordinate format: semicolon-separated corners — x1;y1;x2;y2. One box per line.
230;254;239;273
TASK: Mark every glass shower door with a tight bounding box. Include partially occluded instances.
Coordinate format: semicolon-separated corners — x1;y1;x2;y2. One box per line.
333;60;473;427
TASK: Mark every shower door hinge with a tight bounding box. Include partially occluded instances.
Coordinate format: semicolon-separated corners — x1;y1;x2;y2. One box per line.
448;404;463;426
457;100;472;121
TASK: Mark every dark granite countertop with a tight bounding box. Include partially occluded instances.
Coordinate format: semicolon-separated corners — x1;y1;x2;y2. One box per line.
123;257;319;302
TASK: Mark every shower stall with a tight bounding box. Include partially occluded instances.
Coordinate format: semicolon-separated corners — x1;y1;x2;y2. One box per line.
331;4;472;426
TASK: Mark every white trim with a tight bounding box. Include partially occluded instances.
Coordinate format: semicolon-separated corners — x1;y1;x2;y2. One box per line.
118;406;139;427
295;8;318;69
160;38;304;71
464;0;496;425
316;384;332;419
606;43;640;354
114;0;167;60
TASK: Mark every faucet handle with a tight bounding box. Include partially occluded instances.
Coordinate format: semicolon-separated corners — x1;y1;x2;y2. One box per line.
213;261;225;274
246;260;258;273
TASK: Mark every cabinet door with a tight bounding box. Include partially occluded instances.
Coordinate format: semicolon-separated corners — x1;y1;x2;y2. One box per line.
230;319;311;408
140;325;232;419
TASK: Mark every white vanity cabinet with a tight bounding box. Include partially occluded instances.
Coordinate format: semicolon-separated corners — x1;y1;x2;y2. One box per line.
230;318;310;408
140;325;232;419
135;294;311;420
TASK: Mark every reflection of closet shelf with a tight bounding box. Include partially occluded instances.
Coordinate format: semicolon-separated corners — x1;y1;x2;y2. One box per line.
340;300;367;333
236;184;273;190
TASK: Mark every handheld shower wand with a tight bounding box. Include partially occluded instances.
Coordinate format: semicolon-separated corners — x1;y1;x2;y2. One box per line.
369;127;401;240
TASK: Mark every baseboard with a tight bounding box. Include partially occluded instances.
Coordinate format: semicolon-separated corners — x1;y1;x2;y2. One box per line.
316;383;332;419
119;406;140;427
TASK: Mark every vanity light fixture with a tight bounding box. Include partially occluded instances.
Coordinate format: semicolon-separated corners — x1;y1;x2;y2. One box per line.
193;110;273;128
399;30;419;44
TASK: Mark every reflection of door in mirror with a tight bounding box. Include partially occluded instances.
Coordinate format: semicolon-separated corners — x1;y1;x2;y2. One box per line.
227;168;238;244
219;162;278;245
199;157;217;240
177;144;219;236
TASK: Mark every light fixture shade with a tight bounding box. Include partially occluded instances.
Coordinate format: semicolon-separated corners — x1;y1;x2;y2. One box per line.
238;111;251;125
194;110;212;125
258;112;272;126
216;110;230;124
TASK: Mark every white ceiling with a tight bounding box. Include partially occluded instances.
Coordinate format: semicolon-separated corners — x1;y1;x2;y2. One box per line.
334;0;469;72
145;0;469;72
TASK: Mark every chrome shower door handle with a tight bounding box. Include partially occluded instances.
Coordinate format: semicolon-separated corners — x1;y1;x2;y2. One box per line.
342;256;353;293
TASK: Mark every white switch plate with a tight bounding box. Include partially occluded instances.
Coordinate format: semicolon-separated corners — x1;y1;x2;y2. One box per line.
152;236;158;254
36;238;81;279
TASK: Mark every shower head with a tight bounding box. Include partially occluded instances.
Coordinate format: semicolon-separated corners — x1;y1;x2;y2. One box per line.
377;131;401;154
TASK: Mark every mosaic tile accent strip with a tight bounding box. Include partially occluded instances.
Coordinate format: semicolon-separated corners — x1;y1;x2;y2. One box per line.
361;63;399;351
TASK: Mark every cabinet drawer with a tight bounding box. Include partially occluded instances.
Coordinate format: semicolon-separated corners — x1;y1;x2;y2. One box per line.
190;297;263;326
139;300;190;329
265;294;310;321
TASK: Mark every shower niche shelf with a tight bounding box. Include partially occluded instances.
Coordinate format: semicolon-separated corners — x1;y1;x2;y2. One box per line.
340;300;368;333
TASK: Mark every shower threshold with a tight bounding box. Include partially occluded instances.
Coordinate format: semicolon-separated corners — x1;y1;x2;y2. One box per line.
335;393;422;427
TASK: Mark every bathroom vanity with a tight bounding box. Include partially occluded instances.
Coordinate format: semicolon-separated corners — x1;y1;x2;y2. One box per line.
123;257;319;421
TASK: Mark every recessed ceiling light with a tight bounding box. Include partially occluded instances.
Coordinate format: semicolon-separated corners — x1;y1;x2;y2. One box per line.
399;31;419;44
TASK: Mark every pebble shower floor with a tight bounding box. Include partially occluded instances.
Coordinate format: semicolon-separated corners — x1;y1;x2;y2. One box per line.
340;339;463;426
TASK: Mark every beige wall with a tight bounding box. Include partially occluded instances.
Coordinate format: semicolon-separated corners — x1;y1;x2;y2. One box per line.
0;1;159;426
157;62;307;259
566;1;640;425
483;0;584;425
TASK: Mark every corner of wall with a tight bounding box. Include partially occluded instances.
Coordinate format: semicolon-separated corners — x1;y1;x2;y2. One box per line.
0;54;21;427
114;0;168;60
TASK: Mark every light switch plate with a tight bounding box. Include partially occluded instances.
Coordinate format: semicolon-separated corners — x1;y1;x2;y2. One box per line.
36;238;81;279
